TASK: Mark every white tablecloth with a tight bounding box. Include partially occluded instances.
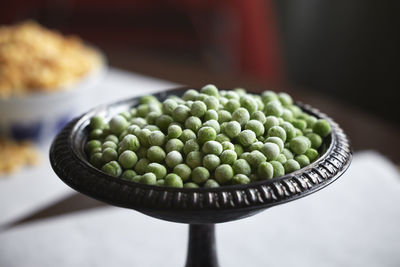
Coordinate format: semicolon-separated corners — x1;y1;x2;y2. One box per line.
0;68;178;226
1;151;399;267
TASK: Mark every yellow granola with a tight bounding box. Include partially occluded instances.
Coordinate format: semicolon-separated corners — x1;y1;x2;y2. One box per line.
0;137;40;175
0;21;101;98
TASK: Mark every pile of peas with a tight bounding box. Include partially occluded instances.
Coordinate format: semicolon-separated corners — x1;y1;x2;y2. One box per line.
86;85;331;188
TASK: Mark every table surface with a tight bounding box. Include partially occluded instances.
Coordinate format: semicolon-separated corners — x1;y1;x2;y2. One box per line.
0;67;399;267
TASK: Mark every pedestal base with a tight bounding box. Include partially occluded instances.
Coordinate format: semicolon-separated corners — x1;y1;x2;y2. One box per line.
185;224;219;267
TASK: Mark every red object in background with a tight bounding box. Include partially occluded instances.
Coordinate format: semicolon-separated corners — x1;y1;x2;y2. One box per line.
1;0;284;84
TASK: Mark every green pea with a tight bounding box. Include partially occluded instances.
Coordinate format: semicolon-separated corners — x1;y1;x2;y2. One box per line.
147;162;167;179
147;146;166;163
237;130;256;147
184;182;199;188
148;131;166;146
215;164;234;184
306;133;323;149
295;155;310;168
192;167;210;184
162;99;178;115
282;148;294;160
224;121;241;138
215;133;230;143
234;144;244;156
204;110;218;121
240;95;258;114
260;143;280;160
203;120;220;134
140;173;157;185
165;138;184;153
245;120;265;137
264;100;283;117
249;150;267;168
173;164;192;182
217;110;232;124
109;115;129;135
156;114;173;132
232;108;250;126
183;89;200;101
267;126;287;142
270;161;285;177
250;111;267;124
232;159;251;176
276;153;287;164
220;150;237;165
261;90;278;104
186;151;203;169
190;101;207;117
121;170;137;180
86;140;101;154
204;179;220;188
90;115;105;129
200;84;219;97
284;159;301;173
278;92;293;106
304;148;319;162
265;136;284;152
232;174;251;185
198;126;217;144
183;139;200;155
264;116;280;131
313;119;331;137
221;141;235;151
180;129;197;143
289;136;311;155
165;173;183;188
225;99;240;113
202;154;221;171
89;129;103;140
184;116;202;133
102;147;118;162
90;152;103;167
257;162;273;179
118;150;138;169
202;141;223;155
102;161;122;177
204;96;219;110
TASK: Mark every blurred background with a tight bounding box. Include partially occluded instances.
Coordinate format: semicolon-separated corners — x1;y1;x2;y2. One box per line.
1;0;399;161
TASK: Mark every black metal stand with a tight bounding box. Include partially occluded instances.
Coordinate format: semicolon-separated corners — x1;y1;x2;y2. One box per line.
185;224;219;267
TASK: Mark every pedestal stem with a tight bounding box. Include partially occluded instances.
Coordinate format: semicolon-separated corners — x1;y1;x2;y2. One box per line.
185;224;219;267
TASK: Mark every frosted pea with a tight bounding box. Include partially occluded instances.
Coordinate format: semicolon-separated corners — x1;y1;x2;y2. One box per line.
196;93;208;102
240;95;258;114
257;162;273;180
306;133;323;149
140;173;157;185
305;116;317;129
276;153;287;164
295;128;303;137
220;150;237;165
192;167;210;184
162;99;178;115
156;179;165;186
278;92;293;106
102;147;118;162
164;173;183;188
249;150;267;167
144;125;160;133
225;99;240;113
147;146;166;163
156;114;173;131
182;89;199;101
149;131;166;146
245;120;265;136
280;121;296;141
290;136;311;155
224;121;241;138
282;148;294;160
180;129;196;143
219;97;228;106
254;96;264;111
234;88;246;95
248;141;263;151
305;148;319;162
90;152;103;167
183;139;200;155
89;129;103;140
165;138;184;153
109;115;129;135
203;120;220;133
185;100;194;108
281;109;294;122
130;108;137;117
260;143;280;160
130;117;147;128
232;174;251;185
118;150;138;169
173;164;192;182
90;115;105;129
215;133;230;143
140;95;158;105
234;144;244;156
86;140;101;154
265;136;284;152
250;111;266;124
136;104;150;117
217;110;231;124
200;84;219;97
270;161;285;177
165;151;183;168
232;159;251;176
239;152;251;162
202;141;223;155
147;162;167;179
221;141;235;151
284;159;301;173
190;101;207;117
313;119;331;137
237;130;256;147
167;125;182;139
264;116;280;131
204;96;219;110
146;111;161;125
288;105;302;117
225;91;240;100
204;110;218;121
215;164;234;184
126;125;140;136
295;155;310;168
232;108;250;126
204;179;220;188
172;105;190;123
121;170;137;181
137;129;152;147
261;90;278;104
198;126;217;144
184;182;199;188
102;161;122;177
292;119;307;131
264;100;283;117
186;151;203;169
202;154;220;171
267;126;287;142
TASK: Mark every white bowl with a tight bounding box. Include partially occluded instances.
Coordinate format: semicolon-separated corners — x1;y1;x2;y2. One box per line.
0;55;106;143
